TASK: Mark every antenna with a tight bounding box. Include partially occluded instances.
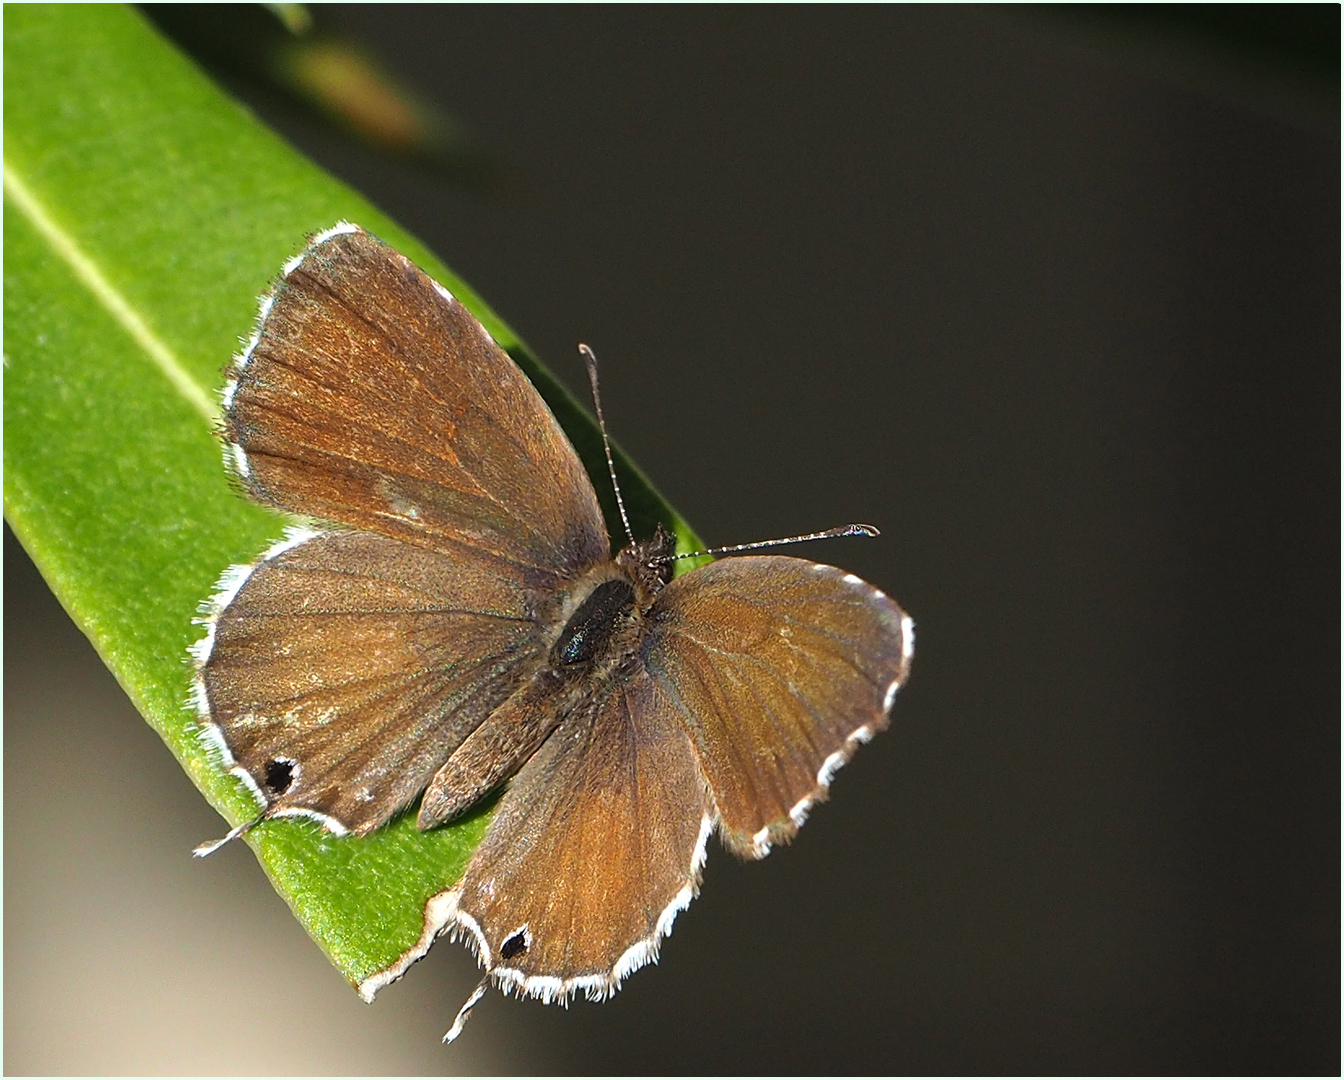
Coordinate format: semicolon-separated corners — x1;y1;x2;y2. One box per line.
579;344;635;547
655;523;880;564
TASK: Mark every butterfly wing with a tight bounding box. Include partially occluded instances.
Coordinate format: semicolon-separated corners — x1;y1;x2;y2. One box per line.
644;555;913;858
194;529;545;834
446;670;713;1000
196;224;611;833
224;223;608;577
437;555;910;1000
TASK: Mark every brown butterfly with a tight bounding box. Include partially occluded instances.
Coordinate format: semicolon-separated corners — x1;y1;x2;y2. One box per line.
190;223;914;1041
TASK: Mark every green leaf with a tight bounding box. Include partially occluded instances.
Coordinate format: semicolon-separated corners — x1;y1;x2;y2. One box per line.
4;4;701;990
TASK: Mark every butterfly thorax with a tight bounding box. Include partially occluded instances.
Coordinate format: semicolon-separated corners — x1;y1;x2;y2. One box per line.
539;528;676;692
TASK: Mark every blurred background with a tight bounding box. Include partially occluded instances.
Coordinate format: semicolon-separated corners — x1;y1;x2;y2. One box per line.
6;5;1338;1073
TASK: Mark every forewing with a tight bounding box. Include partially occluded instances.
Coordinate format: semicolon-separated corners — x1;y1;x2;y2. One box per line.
194;529;545;834
645;556;913;858
225;224;609;579
449;671;712;1000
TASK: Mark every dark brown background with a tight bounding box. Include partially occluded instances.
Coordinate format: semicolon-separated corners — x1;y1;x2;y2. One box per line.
6;6;1338;1074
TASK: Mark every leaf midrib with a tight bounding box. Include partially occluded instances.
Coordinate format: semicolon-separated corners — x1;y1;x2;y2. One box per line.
3;158;220;424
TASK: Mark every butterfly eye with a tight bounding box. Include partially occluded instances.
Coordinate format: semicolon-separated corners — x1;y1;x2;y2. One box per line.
500;930;528;960
263;758;296;795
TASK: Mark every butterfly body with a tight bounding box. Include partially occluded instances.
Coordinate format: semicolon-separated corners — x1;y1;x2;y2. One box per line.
192;223;913;1030
417;530;675;829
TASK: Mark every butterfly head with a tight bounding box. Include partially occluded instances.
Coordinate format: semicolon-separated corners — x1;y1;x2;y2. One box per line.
612;523;678;594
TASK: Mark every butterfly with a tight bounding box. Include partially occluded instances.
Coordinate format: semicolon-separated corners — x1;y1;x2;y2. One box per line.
190;222;913;1040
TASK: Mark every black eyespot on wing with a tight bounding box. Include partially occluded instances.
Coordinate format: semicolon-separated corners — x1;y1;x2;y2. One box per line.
500;931;528;960
263;758;295;794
